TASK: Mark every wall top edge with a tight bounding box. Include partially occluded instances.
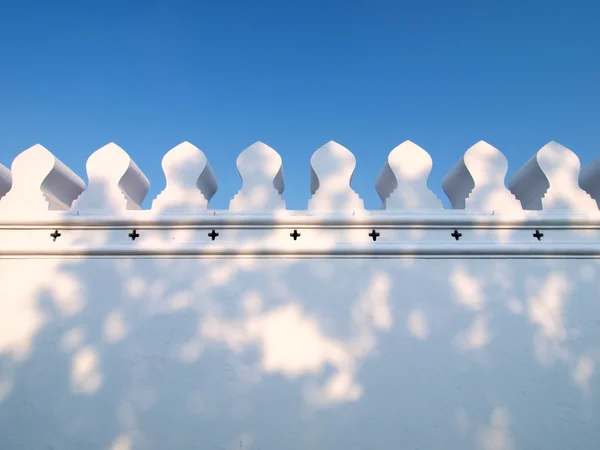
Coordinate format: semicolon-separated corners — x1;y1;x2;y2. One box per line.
3;139;600;214
2;210;600;228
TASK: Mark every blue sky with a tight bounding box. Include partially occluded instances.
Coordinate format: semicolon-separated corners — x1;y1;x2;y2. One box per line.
0;1;598;210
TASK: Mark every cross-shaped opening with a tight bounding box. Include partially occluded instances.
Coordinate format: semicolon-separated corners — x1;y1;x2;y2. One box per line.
451;229;462;240
290;230;301;240
369;229;380;241
208;229;219;240
129;229;140;241
533;229;544;241
50;230;61;241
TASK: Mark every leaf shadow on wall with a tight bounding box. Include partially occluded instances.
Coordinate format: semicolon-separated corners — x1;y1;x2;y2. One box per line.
1;225;600;449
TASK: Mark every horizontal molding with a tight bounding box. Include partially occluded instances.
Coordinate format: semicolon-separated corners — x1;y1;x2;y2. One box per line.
1;243;600;259
2;210;600;228
2;211;600;258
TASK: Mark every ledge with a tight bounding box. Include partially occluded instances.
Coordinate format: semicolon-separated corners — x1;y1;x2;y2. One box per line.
2;210;600;228
2;211;600;258
1;242;599;258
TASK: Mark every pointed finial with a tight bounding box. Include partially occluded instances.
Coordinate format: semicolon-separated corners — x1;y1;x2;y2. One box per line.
442;141;521;210
72;143;149;212
229;142;285;210
152;142;217;211
508;141;596;210
0;163;11;200
308;141;364;212
376;141;442;209
0;144;85;213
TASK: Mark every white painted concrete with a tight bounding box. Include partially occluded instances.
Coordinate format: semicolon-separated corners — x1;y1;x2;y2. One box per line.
229;142;285;211
0;257;598;450
443;141;521;211
0;140;599;449
152;142;217;212
308;141;364;212
0;144;85;214
376;141;443;210
72;143;150;213
0;163;11;200
508;141;597;211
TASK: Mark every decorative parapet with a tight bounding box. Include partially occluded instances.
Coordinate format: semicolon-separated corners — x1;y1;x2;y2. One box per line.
579;154;600;209
0;163;10;200
71;143;149;213
442;141;521;211
229;142;284;210
308;141;364;212
507;141;596;211
376;141;442;210
0;144;85;215
152;142;217;212
1;139;599;258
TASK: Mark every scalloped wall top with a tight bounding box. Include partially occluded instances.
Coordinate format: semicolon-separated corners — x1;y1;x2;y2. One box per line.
72;143;150;212
0;163;11;200
0;140;599;214
376;141;442;209
0;144;85;213
230;142;285;210
579;155;600;209
152;142;217;212
508;141;596;211
308;141;364;211
443;141;521;211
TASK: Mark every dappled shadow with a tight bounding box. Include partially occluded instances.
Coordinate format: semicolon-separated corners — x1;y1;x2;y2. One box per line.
1;236;599;449
1;138;600;449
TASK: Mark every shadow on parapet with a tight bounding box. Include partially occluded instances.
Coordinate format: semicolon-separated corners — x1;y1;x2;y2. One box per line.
442;141;522;213
71;143;149;214
151;142;217;212
308;141;364;213
0;140;599;449
0;163;11;201
508;141;597;214
376;140;443;210
229;142;285;211
0;144;85;215
579;152;600;210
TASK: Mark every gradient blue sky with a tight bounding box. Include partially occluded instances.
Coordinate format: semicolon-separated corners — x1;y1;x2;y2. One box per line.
0;1;598;209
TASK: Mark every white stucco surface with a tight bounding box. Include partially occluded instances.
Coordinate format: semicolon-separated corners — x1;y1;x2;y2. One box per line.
1;140;599;449
0;257;598;450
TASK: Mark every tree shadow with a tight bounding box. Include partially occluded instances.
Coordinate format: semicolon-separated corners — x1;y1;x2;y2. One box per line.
0;239;599;449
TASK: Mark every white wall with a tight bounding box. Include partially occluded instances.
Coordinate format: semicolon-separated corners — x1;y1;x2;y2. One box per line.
1;140;599;449
1;257;599;450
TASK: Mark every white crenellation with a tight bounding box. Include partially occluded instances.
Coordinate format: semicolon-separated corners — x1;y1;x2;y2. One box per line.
376;141;442;209
308;141;364;212
0;140;597;214
72;143;150;213
508;141;596;211
0;144;85;213
0;163;11;200
152;142;217;212
579;156;600;209
229;142;285;210
442;141;521;211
